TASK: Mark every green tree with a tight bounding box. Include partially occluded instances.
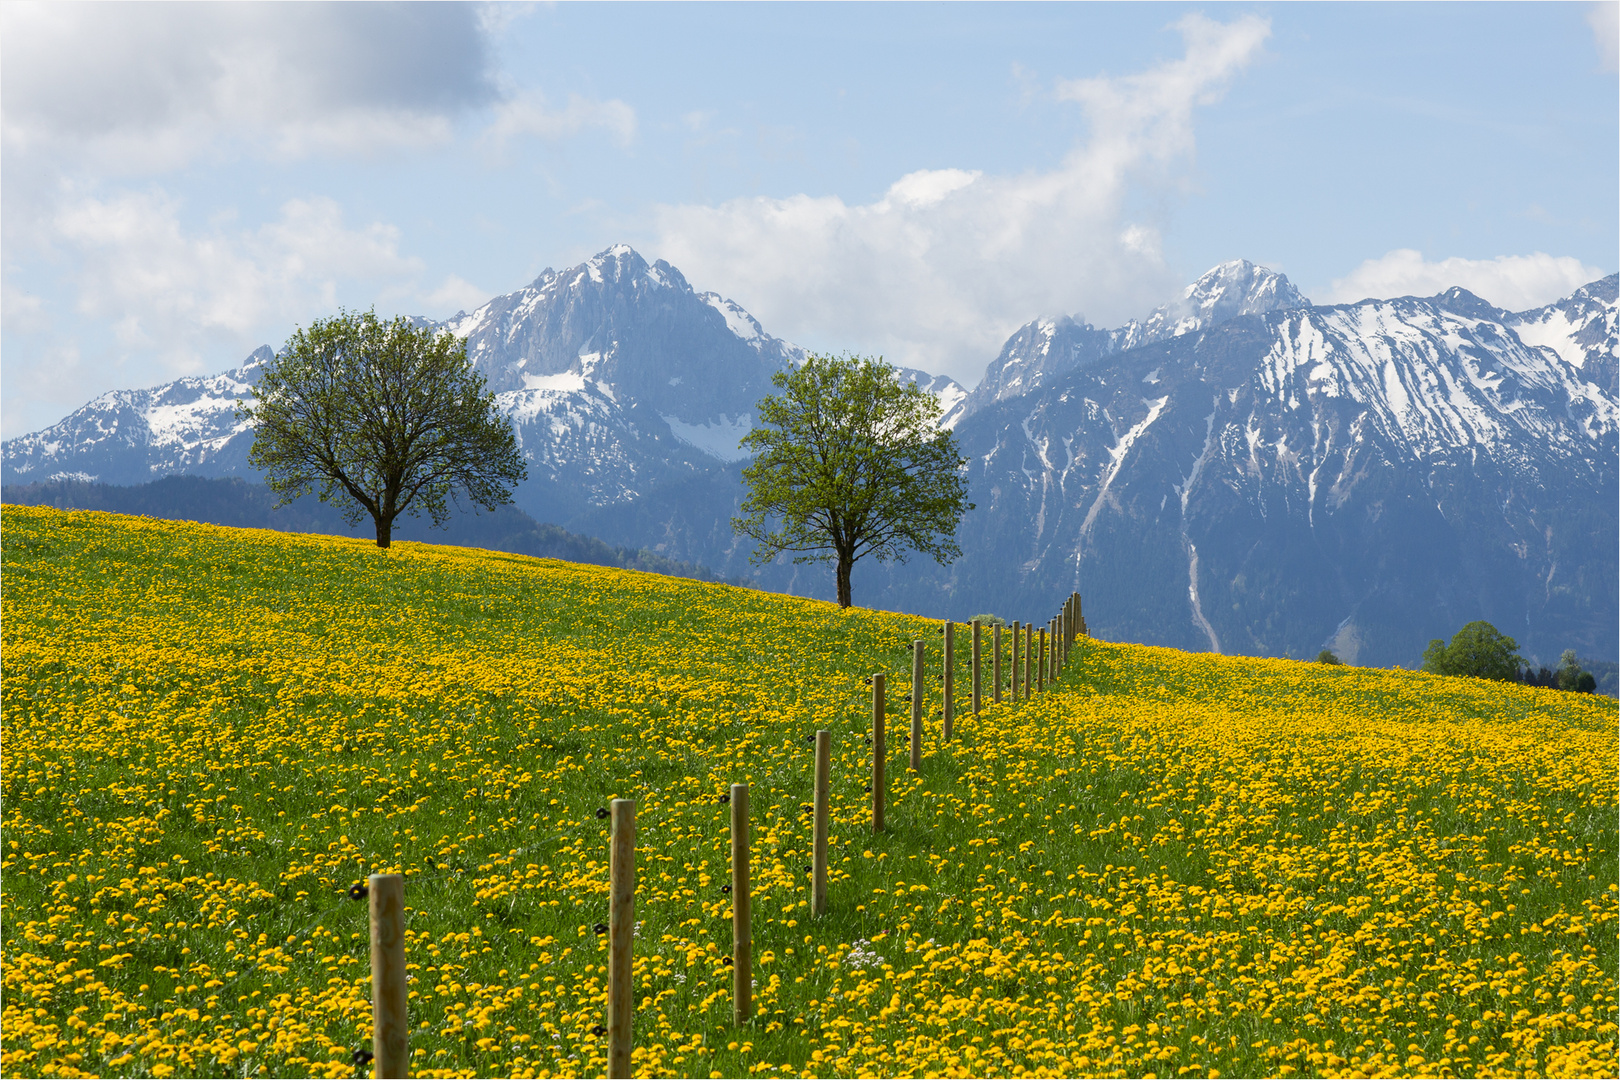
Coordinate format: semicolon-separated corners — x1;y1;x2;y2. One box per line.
241;309;526;548
732;353;972;608
1556;649;1596;693
1315;649;1343;665
1421;621;1523;681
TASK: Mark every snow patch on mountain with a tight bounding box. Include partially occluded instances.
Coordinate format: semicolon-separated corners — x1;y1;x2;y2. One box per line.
522;371;588;393
661;413;752;462
701;293;765;345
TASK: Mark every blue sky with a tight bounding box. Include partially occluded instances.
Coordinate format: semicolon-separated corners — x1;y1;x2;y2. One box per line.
3;1;1616;438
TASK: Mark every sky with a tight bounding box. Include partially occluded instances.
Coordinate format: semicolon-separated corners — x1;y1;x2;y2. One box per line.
2;1;1616;439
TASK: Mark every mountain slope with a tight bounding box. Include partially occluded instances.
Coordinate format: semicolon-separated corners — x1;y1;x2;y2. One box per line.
882;284;1618;666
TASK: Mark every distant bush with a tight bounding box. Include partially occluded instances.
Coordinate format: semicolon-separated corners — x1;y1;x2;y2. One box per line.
1316;649;1343;665
1516;649;1602;694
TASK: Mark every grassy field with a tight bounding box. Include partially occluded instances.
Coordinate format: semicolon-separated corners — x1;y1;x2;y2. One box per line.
2;504;1615;1079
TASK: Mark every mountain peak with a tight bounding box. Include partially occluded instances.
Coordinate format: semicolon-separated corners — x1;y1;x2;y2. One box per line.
1183;260;1309;320
1431;285;1502;320
579;243;650;285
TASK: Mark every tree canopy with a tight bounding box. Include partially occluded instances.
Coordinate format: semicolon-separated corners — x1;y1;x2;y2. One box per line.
1421;620;1523;681
241;309;526;548
732;353;972;607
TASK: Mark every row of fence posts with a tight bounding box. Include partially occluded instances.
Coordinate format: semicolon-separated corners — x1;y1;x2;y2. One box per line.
358;595;1086;1078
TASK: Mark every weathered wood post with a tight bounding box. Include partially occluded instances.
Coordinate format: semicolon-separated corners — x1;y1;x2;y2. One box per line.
992;623;1003;704
607;799;636;1079
1038;626;1048;693
910;641;924;773
871;672;885;832
1024;622;1033;699
971;619;982;715
1061;599;1070;663
1054;614;1063;679
811;731;830;917
368;874;408;1079
942;622;954;742
1011;620;1021;702
730;783;751;1026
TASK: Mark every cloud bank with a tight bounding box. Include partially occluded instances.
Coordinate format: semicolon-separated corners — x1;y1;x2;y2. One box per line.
0;2;500;169
651;14;1271;384
1325;250;1608;313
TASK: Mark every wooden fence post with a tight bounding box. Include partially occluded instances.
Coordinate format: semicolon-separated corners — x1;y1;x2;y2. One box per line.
607;799;636;1079
1054;614;1063;680
942;623;954;742
992;623;1003;704
1011;621;1021;702
368;874;407;1080
971;619;982;715
871;673;885;832
731;783;751;1026
1038;627;1048;693
910;641;923;773
811;731;830;917
1024;622;1033;698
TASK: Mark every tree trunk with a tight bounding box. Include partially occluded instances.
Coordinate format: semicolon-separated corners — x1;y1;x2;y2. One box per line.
374;513;394;549
835;549;853;608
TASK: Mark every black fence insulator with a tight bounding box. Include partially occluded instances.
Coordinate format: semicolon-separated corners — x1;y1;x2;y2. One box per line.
352;1049;374;1067
806;734;816;745
719;793;731;804
722;955;734;966
591;1024;608;1036
593;922;608;935
721;884;732;894
347;883;368;901
595;807;609;819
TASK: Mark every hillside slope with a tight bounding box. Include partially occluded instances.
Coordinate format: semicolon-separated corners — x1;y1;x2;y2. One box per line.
3;506;1614;1079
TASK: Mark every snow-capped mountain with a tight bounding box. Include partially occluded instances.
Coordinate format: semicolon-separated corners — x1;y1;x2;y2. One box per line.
944;260;1311;426
844;275;1617;667
0;348;271;486
564;268;1616;668
2;245;967;522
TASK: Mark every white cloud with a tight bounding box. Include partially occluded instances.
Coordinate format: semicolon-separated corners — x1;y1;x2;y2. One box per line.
650;13;1271;384
424;275;492;316
52;190;425;372
1325;249;1606;312
0;1;497;171
1591;2;1619;72
484;92;638;156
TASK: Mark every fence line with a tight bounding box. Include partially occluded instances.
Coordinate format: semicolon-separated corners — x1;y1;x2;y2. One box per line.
344;591;1090;1075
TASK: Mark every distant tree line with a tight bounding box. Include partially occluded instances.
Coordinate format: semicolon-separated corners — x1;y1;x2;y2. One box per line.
1422;620;1602;693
